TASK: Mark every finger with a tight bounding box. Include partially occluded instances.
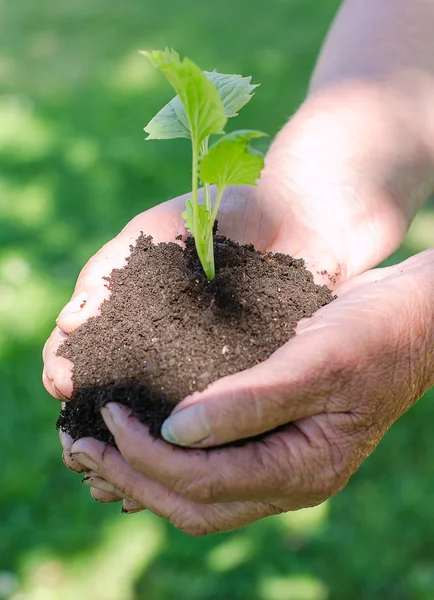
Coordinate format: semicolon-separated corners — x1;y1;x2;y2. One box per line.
82;472;124;499
69;436;283;534
60;429;87;473
93;404;333;504
61;436;122;502
43;327;73;400
122;499;145;514
70;437;200;516
90;487;122;504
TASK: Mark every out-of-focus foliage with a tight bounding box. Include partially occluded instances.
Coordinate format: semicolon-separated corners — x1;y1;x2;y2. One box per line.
0;0;433;598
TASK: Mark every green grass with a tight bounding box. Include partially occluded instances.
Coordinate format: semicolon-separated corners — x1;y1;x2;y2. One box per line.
1;0;434;598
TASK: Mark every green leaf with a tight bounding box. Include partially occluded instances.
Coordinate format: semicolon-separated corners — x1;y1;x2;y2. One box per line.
182;198;211;237
181;198;194;234
204;71;258;118
141;49;226;143
143;66;258;140
143;95;190;140
199;129;266;189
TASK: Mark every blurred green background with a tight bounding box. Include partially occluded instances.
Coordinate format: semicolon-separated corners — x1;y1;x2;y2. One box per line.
1;0;434;598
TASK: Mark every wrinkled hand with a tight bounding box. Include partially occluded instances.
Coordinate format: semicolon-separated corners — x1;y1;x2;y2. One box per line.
66;249;434;532
43;91;434;525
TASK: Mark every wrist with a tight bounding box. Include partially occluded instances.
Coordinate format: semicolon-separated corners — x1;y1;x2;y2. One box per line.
262;82;434;277
307;77;434;220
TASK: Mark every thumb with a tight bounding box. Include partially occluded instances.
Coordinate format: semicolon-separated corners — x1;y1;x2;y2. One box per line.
160;329;337;448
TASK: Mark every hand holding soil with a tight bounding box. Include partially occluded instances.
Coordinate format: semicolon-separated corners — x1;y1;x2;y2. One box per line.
42;108;434;526
46;240;434;532
43;9;434;528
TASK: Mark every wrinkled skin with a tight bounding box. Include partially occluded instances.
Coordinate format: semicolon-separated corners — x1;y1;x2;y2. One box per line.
43;93;434;532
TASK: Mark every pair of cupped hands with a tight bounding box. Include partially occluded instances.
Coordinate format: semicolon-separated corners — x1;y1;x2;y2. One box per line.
43;87;434;534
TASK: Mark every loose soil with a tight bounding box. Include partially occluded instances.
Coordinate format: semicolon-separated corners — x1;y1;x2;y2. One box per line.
57;234;335;444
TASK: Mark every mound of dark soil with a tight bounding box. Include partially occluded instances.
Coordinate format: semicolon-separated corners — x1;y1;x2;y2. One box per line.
57;234;334;443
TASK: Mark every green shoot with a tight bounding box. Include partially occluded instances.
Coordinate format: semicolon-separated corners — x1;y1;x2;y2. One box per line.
142;48;265;279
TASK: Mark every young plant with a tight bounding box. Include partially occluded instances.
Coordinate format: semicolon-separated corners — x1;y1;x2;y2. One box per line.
142;48;266;279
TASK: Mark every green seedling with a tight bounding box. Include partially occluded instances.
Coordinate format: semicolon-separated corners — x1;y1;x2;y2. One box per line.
142;48;266;279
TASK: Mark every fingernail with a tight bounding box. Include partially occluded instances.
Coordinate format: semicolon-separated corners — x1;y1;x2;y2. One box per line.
82;476;117;494
70;452;99;472
121;508;142;515
161;403;210;446
122;499;144;514
56;292;88;323
53;383;69;401
81;470;99;483
101;402;131;435
100;403;124;435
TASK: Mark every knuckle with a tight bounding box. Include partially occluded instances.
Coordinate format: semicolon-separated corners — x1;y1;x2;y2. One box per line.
312;471;345;501
222;384;288;435
43;371;62;400
252;439;287;485
110;420;149;473
124;450;146;475
292;417;354;502
118;481;136;502
177;522;211;537
175;474;217;504
107;471;136;502
90;487;117;504
228;387;265;430
170;508;215;537
62;451;86;473
90;488;105;503
311;441;351;500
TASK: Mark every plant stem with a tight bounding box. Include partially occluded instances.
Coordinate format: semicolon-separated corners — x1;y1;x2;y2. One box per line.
192;138;215;279
201;137;215;278
201;137;212;212
204;230;215;280
210;186;224;226
200;186;225;280
191;139;200;249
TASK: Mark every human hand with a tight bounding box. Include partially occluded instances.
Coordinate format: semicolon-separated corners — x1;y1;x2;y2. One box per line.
68;248;434;532
43;87;432;513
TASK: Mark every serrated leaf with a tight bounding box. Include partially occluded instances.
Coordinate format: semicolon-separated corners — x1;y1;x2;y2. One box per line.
181;198;194;234
199;129;266;189
144;96;190;140
204;71;258;118
143;67;259;140
141;49;226;144
182;198;212;237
